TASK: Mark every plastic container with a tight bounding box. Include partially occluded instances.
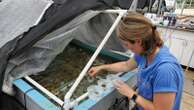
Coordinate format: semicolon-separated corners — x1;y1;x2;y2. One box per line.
97;79;112;91
106;74;121;88
87;85;103;101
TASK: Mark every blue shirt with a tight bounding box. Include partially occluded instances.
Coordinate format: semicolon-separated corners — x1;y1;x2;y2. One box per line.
134;46;184;110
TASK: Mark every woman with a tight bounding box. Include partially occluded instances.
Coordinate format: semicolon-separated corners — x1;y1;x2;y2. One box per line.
88;12;183;110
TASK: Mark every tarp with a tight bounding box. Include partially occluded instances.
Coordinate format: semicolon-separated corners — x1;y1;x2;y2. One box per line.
0;0;53;94
0;0;53;48
0;0;153;95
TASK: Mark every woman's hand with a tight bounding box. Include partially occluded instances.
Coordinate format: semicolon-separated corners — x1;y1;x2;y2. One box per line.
88;66;105;77
114;80;135;98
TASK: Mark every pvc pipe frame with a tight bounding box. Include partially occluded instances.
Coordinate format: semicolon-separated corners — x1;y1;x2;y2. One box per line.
25;1;138;108
63;92;89;110
24;76;64;106
24;9;127;110
25;74;88;109
63;71;124;110
102;9;127;13
64;10;127;106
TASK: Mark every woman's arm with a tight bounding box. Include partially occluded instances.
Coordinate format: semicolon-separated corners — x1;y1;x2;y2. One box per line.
88;58;137;76
135;92;176;110
102;58;137;73
114;80;176;110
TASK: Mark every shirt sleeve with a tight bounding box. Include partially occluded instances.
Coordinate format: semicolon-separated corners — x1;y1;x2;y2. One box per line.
153;63;178;93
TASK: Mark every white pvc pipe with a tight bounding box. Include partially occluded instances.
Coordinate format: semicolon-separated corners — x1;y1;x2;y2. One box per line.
75;92;88;102
64;10;127;103
102;9;127;14
110;50;131;57
63;71;124;109
63;92;88;110
24;76;64;106
129;0;138;11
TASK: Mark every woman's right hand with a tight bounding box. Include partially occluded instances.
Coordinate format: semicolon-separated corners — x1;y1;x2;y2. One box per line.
88;66;104;77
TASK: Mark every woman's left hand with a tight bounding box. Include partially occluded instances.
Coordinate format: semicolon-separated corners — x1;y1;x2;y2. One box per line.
114;80;135;98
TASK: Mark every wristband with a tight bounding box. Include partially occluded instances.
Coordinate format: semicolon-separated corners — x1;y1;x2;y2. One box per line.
131;93;138;102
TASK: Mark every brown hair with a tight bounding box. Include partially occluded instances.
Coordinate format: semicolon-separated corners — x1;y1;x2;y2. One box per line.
117;11;163;55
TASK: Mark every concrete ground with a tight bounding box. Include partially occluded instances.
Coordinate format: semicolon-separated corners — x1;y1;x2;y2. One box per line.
181;70;194;110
